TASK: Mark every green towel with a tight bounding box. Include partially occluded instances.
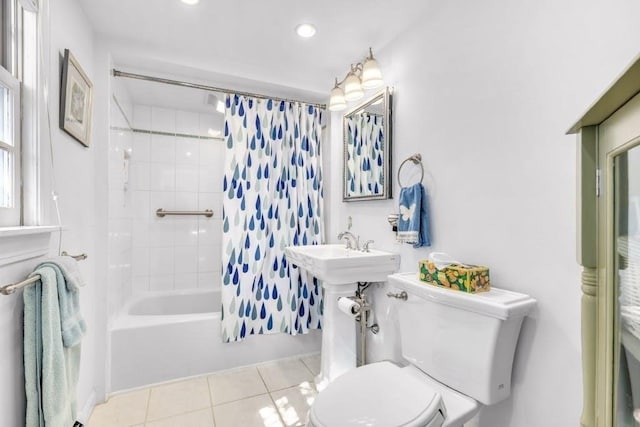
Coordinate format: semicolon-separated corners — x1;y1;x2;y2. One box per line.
24;262;84;427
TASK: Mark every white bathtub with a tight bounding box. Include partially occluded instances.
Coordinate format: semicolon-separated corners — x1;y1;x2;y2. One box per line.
110;289;321;391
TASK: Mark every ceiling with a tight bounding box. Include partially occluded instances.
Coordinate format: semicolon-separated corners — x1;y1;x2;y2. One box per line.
80;0;430;97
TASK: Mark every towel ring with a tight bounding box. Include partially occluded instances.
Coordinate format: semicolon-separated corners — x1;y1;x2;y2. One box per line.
397;153;424;188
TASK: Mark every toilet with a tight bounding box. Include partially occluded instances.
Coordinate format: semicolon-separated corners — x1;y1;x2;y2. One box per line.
308;272;537;427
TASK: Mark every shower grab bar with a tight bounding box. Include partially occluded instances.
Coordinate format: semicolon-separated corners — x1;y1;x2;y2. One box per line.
0;252;88;295
156;208;214;218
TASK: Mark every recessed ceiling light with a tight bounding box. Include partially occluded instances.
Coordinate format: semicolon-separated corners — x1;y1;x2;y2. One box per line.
295;23;316;38
181;0;199;5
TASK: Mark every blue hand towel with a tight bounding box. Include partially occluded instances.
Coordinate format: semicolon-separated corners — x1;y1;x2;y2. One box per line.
24;258;85;427
397;183;431;248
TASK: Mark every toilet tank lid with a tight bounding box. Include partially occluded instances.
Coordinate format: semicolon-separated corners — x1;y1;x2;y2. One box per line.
389;272;536;320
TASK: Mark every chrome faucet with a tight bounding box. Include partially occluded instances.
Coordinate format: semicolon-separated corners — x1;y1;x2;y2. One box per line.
338;231;360;250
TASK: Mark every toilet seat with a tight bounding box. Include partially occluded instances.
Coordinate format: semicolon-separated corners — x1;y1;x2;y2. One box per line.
309;361;448;427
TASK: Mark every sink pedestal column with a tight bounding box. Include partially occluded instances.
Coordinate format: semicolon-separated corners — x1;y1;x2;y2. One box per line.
315;281;358;391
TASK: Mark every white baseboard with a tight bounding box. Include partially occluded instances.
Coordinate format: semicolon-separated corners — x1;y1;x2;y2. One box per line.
76;389;96;424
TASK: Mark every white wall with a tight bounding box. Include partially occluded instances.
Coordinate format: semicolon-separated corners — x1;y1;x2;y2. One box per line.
43;0;107;419
326;0;640;426
130;106;224;292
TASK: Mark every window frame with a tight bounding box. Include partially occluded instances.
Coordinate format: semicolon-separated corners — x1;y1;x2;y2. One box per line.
0;0;39;226
0;65;21;225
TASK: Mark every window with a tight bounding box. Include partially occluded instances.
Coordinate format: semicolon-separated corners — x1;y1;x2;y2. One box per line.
0;0;37;226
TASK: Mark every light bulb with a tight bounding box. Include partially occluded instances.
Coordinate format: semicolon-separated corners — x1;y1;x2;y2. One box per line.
329;83;346;111
361;51;383;89
344;72;363;101
295;23;316;38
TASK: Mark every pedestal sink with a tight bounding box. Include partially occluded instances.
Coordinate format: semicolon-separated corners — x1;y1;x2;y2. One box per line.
285;244;400;390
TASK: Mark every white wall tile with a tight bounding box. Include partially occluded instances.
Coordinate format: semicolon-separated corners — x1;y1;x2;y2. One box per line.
148;221;175;247
133;105;152;129
131;163;150;191
132;132;151;162
150;163;176;192
175;137;200;166
199;140;224;166
132;219;149;248
175;166;199;192
174;192;198;212
198;193;223;220
198;272;221;289
174;246;198;274
150;247;175;275
197;219;221;247
198;167;221;193
174;273;199;290
150;191;176;217
199;113;221;137
149;275;174;292
175;111;200;135
198;245;221;273
132;247;150;277
174;219;199;247
132;191;150;220
150;134;176;163
132;276;150;294
151;107;176;133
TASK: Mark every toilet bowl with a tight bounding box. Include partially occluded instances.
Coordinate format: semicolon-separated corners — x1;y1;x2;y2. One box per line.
308;272;536;427
308;361;479;427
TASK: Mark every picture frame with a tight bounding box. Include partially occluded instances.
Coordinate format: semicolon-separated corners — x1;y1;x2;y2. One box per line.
60;49;93;147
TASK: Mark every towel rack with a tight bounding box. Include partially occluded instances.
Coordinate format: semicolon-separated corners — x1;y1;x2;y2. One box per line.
156;208;213;218
397;153;424;188
0;252;88;295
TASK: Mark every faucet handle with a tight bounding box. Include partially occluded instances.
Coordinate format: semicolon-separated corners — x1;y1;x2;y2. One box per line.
341;236;353;249
362;240;375;252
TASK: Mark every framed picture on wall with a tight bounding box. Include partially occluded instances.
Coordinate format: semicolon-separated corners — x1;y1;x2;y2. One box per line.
60;49;93;147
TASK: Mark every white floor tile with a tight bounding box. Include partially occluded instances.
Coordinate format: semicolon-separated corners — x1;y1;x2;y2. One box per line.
257;359;315;392
147;377;211;421
300;354;321;376
213;394;283;427
146;408;215;427
88;388;149;427
271;382;317;427
208;367;268;406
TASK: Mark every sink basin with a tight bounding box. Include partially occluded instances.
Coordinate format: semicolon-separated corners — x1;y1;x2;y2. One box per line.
285;244;400;285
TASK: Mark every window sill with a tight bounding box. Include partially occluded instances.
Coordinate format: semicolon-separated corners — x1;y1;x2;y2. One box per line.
0;225;59;267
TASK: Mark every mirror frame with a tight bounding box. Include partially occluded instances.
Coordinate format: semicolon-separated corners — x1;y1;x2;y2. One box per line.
342;87;393;202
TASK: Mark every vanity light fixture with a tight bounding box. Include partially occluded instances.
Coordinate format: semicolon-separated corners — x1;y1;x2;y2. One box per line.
329;48;383;111
295;23;316;38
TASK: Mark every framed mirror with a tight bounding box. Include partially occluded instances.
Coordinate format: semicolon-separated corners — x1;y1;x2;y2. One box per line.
343;87;392;201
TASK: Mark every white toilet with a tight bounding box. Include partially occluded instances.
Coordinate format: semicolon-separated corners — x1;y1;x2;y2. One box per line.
308;272;537;427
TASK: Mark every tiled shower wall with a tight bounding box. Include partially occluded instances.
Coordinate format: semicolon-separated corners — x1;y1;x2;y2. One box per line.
130;106;224;293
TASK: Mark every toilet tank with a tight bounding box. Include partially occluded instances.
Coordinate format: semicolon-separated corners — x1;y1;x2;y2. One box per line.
388;273;536;406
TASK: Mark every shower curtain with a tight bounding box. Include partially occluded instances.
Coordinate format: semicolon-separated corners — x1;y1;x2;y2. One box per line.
345;112;384;196
221;94;324;342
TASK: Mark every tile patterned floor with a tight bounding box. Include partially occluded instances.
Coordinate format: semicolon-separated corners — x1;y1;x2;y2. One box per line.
89;354;321;427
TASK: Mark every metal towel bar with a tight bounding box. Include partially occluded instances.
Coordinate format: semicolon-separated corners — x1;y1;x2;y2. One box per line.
0;252;88;295
156;208;213;218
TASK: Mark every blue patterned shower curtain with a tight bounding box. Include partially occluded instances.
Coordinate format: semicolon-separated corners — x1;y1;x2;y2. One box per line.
221;94;324;342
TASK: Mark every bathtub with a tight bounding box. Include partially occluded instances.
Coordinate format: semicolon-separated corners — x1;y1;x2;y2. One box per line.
110;289;321;391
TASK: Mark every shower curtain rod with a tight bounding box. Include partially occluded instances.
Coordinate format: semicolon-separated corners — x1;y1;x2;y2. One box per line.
112;69;327;110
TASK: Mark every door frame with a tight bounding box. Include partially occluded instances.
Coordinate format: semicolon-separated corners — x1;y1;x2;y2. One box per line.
569;54;640;427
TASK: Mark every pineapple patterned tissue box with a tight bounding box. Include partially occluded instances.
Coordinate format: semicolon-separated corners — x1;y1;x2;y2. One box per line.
419;260;490;293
